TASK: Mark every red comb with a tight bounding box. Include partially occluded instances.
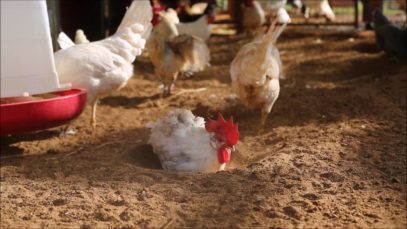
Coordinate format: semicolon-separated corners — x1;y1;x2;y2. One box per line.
205;113;239;145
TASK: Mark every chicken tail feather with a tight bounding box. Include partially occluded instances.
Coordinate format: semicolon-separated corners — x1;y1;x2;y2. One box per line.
116;0;153;39
57;31;75;50
74;29;90;44
169;35;210;76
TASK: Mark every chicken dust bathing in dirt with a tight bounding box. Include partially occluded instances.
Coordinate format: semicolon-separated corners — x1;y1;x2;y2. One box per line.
1;8;407;229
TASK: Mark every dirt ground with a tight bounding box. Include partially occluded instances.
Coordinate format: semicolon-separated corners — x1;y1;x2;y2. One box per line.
1;25;406;229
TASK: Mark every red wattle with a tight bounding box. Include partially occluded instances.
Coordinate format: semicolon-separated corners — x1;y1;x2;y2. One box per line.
218;147;231;164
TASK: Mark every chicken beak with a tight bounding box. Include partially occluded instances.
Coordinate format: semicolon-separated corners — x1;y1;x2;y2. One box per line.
232;146;236;152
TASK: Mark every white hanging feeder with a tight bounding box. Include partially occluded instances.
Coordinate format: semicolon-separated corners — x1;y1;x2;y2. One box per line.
1;0;70;97
0;0;87;135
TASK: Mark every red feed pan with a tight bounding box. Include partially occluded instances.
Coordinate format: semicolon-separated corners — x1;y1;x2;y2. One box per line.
0;88;87;136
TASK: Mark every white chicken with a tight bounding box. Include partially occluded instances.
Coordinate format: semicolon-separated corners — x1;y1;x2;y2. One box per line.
230;18;287;129
148;109;239;172
242;0;266;36
301;0;335;22
54;0;152;129
162;8;212;41
146;12;210;96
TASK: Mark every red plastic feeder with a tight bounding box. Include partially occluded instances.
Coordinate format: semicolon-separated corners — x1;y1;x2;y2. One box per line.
0;88;87;136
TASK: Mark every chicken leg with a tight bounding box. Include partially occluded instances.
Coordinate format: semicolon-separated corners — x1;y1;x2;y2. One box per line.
161;72;178;97
59;121;77;136
90;100;98;130
162;82;174;97
258;109;269;133
259;77;280;132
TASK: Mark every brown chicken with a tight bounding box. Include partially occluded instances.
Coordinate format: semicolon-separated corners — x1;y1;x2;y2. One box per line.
146;12;210;96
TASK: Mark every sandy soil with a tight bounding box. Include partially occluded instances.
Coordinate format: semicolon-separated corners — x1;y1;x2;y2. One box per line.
1;26;406;229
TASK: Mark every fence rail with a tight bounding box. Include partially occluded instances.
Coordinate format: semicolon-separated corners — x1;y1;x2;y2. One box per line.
225;0;406;29
286;0;406;28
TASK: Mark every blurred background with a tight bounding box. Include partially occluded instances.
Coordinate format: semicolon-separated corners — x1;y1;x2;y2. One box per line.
46;0;406;49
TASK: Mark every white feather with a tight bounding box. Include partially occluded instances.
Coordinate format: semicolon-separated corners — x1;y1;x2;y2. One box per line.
301;0;335;21
57;32;75;50
177;16;211;41
164;8;180;24
117;0;153;39
320;0;335;21
75;29;90;44
190;3;208;15
276;8;291;24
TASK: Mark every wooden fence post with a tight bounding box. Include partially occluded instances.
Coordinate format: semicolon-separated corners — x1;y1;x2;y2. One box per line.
229;0;244;33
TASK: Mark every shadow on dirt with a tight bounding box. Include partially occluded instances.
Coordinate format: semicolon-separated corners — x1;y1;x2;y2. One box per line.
133;56;156;75
101;94;161;108
0;127;163;179
1;130;60;158
127;144;162;170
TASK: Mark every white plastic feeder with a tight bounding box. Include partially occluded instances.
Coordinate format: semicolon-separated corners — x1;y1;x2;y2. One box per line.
1;0;70;98
0;0;87;136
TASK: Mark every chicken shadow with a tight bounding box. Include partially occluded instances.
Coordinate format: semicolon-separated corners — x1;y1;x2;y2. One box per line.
284;45;398;83
100;93;161;108
208;33;251;46
351;42;381;54
133;56;155;75
1;130;59;145
1;130;61;158
281;27;358;41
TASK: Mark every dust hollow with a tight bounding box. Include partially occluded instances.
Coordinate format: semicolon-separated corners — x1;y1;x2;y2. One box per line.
1;27;406;229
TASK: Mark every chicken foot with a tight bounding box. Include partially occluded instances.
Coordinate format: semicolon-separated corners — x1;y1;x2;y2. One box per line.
258;111;269;133
162;73;178;97
219;163;226;171
162;82;174;97
59;121;77;136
